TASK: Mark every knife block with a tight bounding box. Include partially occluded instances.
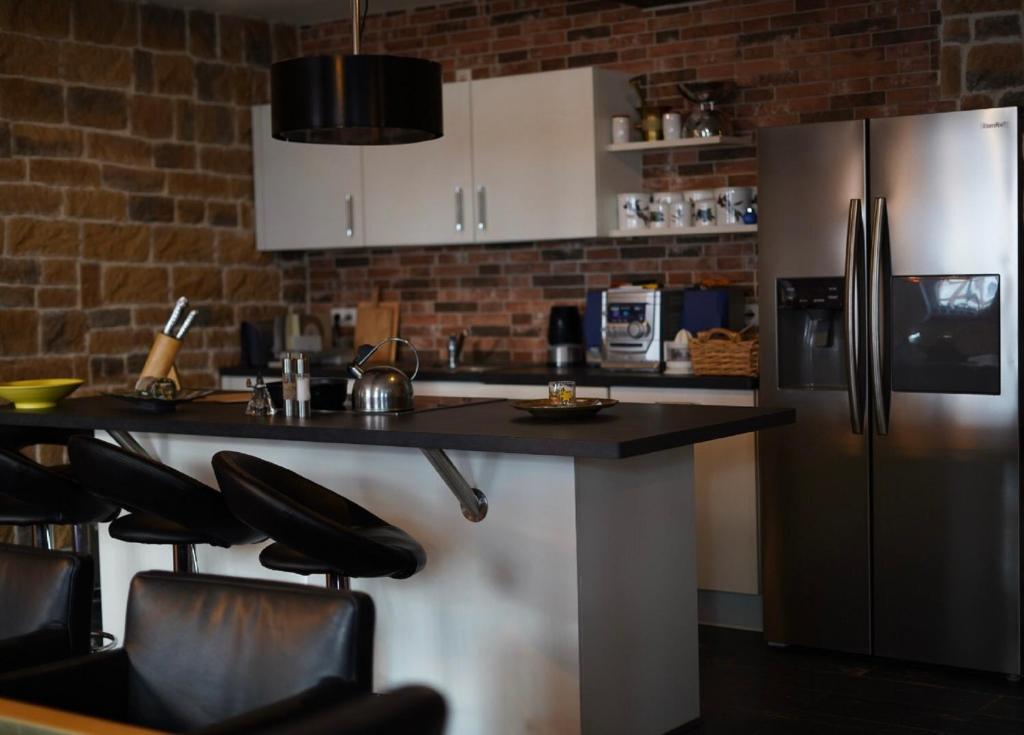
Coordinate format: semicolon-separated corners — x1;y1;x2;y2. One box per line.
135;333;182;391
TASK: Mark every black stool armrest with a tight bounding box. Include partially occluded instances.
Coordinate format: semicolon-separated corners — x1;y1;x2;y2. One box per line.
196;686;448;735
187;678;362;735
0;649;131;723
0;627;73;675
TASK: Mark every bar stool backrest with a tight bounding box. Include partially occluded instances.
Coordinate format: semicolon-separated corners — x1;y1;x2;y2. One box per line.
123;572;375;732
0;544;93;656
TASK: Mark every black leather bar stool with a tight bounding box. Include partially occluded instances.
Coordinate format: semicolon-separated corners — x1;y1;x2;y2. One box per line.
68;437;265;573
0;428;106;549
212;452;426;590
0;449;120;549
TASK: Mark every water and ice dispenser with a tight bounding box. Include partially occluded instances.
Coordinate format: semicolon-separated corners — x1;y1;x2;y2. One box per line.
776;278;845;390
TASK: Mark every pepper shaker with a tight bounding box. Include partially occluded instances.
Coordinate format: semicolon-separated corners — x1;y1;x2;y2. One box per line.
281;353;297;417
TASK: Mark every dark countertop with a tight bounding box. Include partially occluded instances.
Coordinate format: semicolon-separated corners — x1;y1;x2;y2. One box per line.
0;397;792;460
220;364;758;391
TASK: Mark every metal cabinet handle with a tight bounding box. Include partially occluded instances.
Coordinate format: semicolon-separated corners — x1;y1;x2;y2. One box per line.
844;199;865;435
868;196;889;436
345;194;354;238
476;186;486;232
455;187;464;232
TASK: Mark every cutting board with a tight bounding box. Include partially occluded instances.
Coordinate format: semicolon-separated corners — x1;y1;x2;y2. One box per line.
355;288;400;365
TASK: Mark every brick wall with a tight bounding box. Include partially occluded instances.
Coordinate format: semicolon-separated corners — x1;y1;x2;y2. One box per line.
299;0;1023;363
0;0;303;390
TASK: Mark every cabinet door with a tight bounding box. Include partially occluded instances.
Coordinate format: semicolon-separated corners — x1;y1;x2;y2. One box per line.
470;69;598;242
363;84;475;247
252;105;365;250
610;386;759;595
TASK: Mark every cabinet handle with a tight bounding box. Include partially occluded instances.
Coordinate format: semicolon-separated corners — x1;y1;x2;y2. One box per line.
476;186;486;232
345;194;354;238
455;187;464;232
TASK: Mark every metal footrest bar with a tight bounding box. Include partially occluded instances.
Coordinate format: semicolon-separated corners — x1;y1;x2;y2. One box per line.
420;448;488;522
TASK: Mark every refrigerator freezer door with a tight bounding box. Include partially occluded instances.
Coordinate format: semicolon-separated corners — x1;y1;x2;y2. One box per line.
758;120;872;654
869;108;1020;674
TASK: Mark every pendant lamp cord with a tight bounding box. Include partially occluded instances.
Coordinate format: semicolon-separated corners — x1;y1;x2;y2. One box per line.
351;0;370;54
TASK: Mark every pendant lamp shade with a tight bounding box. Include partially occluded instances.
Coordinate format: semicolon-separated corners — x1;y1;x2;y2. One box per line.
271;54;443;145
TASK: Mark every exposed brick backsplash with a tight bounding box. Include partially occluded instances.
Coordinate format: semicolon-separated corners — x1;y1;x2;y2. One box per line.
308;234;757;362
0;0;302;390
298;0;1024;364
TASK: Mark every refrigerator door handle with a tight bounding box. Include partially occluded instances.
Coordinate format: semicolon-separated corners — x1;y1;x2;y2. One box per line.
844;198;865;434
869;196;889;435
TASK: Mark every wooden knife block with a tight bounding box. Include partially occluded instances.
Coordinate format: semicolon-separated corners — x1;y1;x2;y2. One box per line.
135;332;182;390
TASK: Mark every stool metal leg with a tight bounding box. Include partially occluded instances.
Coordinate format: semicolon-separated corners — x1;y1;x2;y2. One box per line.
33;525;55;550
72;524;92;555
172;544;198;574
326;573;350;591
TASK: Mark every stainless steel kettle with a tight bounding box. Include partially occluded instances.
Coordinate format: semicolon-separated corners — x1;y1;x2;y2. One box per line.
347;337;419;413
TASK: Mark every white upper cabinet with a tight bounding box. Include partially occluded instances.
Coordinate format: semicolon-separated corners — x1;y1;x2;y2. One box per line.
363;83;475;247
252;105;365;250
252;67;640;250
470;67;634;243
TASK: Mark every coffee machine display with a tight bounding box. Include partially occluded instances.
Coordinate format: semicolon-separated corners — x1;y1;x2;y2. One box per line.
547;306;584;367
600;287;684;371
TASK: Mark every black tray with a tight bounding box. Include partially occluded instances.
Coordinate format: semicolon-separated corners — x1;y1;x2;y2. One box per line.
104;390;215;413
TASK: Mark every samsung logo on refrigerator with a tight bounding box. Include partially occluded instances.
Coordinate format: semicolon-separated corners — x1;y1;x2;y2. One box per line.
981;121;1008;129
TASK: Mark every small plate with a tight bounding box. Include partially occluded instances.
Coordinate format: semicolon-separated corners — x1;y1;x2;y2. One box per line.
105;389;215;413
511;398;618;420
0;379;83;409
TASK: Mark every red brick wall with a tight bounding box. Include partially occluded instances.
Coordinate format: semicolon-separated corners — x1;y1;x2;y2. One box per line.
299;0;1022;363
0;0;303;390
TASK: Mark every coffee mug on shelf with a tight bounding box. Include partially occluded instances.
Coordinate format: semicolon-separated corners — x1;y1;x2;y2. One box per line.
662;112;682;141
653;192;687;229
617;193;651;230
714;186;753;225
693;198;716;227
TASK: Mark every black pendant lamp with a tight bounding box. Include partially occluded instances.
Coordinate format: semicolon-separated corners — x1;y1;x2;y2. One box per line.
271;0;443;145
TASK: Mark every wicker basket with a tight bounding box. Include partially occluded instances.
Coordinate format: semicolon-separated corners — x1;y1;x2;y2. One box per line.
689;328;759;377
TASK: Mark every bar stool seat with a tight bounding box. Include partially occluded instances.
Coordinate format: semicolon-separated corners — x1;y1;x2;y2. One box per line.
108;513;212;545
0;449;120;530
213;451;426;584
69;437;265;573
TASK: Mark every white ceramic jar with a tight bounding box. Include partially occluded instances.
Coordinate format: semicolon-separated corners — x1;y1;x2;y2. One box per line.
662;112;682;141
611;115;632;144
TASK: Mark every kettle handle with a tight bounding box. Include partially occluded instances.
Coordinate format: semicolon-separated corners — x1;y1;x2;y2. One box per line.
355;337;419;381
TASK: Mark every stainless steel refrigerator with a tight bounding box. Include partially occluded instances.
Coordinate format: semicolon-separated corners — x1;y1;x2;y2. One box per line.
758;107;1022;675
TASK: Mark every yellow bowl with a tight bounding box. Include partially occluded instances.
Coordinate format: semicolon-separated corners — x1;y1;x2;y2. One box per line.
0;379;84;409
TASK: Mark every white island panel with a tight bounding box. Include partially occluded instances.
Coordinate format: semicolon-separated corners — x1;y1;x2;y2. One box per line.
96;432;699;735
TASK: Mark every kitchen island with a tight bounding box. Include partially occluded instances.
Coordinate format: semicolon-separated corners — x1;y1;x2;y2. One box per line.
0;397;792;735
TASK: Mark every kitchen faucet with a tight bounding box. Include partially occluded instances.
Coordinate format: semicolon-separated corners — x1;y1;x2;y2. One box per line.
447;331;467;369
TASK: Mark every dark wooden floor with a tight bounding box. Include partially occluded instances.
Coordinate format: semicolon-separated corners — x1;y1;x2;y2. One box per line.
696;626;1024;734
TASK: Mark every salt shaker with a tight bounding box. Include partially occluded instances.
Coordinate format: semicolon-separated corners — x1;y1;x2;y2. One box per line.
295;353;311;418
281;353;297;417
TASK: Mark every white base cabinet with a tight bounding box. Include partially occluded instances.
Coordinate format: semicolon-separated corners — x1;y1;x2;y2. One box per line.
609;386;759;597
